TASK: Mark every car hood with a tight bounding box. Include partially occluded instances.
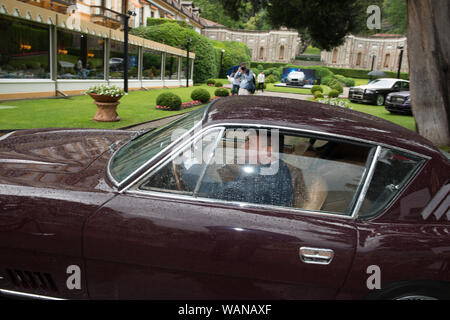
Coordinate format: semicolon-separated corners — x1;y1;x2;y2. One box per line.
0;128;135;191
388;91;410;97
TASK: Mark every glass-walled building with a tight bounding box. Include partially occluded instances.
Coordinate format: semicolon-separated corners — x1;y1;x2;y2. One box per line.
0;0;195;100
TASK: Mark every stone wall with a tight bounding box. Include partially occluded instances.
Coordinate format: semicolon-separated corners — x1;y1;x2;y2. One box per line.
321;35;409;73
202;27;300;63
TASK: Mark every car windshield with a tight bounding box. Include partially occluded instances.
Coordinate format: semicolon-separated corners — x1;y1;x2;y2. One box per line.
369;79;397;88
109;106;207;184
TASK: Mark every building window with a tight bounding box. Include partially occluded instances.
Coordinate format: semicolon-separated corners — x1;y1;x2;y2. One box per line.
0;16;50;79
356;52;362;66
57;30;104;80
150;11;155;18
140;7;144;26
332;48;338;63
384;53;391;68
142;49;162;80
109;41;139;79
279;45;285;60
164;54;179;80
259;47;264;60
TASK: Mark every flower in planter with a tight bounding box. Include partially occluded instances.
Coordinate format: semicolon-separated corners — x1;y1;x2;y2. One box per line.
86;84;125;97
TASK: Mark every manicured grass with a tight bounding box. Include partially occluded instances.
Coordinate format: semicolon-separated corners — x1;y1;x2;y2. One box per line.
0;85;218;130
265;83;331;95
303;46;321;55
308;97;416;132
353;78;370;86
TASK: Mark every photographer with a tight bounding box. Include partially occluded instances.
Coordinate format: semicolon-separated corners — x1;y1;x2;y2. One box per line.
234;63;255;95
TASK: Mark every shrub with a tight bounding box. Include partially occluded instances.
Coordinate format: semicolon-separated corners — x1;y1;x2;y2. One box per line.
215;81;223;87
338;77;355;87
311;85;323;94
206;79;216;85
156;92;182;111
131;23;217;83
328;89;340;98
215;88;229;97
265;75;276;83
321;75;333;85
313;91;324;99
328;78;344;94
191;88;211;103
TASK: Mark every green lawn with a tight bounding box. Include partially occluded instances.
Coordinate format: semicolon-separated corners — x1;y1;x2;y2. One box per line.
0;85;218;130
303;46;321;55
308;97;416;132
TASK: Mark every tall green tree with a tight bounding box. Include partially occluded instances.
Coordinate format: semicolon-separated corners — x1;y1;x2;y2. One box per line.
218;0;450;146
383;0;407;34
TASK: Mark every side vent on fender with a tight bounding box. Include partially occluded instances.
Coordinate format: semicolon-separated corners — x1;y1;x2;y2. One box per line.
6;269;58;292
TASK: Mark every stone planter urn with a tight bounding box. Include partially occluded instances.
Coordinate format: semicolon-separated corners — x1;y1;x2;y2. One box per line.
89;93;123;122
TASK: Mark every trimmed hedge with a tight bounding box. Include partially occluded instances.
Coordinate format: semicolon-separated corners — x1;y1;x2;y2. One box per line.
311;85;323;94
328;78;344;94
215;88;229;97
131;23;217;83
212;40;252;78
146;18;193;29
215;81;223;87
191;88;211;103
328;89;339;98
313;91;324;99
206;79;216;85
327;66;409;80
156;92;182;111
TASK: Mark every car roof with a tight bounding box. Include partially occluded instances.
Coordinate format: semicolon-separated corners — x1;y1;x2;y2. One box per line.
204;96;437;157
375;78;409;82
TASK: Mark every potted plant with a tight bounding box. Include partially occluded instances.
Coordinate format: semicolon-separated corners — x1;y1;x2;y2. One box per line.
86;84;125;122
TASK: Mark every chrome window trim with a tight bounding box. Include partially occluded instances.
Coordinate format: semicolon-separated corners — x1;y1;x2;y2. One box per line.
107;104;213;188
120;122;430;220
351;145;382;218
0;288;64;300
126;189;355;220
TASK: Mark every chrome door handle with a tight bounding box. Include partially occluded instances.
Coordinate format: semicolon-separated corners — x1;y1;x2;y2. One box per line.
299;247;334;265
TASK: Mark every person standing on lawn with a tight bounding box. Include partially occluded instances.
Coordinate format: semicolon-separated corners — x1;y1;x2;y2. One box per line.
257;71;265;92
234;63;255;95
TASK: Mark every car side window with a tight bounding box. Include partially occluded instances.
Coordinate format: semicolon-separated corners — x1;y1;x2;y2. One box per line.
393;82;401;89
358;148;424;219
402;81;410;89
138;129;222;195
195;129;372;215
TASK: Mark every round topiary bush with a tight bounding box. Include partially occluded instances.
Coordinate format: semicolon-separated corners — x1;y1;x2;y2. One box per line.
339;77;356;87
313;91;324;99
311;85;323;94
206;79;216;85
265;75;276;83
191;88;211;103
328;89;339;98
156;92;182;111
328;78;344;94
215;81;223;87
215;88;229;97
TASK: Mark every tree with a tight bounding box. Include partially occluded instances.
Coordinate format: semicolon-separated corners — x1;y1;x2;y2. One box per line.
218;0;450;146
383;0;407;34
407;0;450;146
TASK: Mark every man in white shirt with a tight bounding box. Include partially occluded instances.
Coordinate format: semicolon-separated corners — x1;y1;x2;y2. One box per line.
257;71;265;92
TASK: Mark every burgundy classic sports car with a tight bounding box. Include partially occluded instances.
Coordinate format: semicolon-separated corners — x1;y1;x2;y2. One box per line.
0;96;449;300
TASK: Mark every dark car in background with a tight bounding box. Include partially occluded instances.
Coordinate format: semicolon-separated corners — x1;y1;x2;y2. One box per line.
349;78;410;106
385;91;412;115
0;97;449;300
